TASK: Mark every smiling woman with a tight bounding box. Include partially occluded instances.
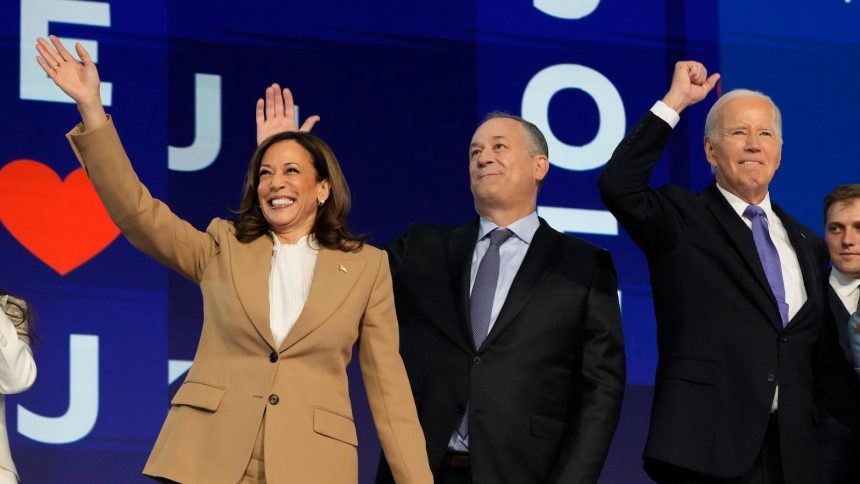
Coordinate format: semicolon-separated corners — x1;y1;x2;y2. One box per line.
234;132;362;251
35;35;432;484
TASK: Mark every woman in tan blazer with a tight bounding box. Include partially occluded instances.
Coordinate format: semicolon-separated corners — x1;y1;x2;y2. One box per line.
0;293;37;483
36;36;432;484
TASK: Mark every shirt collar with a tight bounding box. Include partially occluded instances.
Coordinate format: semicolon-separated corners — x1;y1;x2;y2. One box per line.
271;233;318;252
477;211;540;245
830;267;860;299
716;183;774;220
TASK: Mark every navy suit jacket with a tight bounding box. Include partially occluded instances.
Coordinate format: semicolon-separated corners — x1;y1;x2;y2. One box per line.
598;111;845;483
376;218;626;484
826;284;857;363
817;284;860;483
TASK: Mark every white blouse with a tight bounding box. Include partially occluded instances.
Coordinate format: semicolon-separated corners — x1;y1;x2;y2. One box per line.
268;235;319;347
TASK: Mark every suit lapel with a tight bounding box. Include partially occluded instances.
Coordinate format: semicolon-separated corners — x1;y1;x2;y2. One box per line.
279;247;365;352
479;220;562;352
445;220;481;353
230;232;277;350
827;285;854;359
772;203;819;329
702;184;782;330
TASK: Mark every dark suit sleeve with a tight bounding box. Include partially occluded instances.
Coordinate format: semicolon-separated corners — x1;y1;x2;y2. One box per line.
384;227;411;275
597;111;686;255
551;250;626;483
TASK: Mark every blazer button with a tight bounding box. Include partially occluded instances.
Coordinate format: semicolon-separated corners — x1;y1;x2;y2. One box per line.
456;404;465;414
268;394;279;405
766;373;776;383
779;336;788;343
269;352;278;363
472;356;482;365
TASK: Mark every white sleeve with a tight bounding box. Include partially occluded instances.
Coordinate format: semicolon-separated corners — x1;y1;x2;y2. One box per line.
0;311;37;394
650;100;681;128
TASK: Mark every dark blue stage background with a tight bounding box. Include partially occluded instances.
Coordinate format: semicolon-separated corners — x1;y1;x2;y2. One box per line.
0;0;858;482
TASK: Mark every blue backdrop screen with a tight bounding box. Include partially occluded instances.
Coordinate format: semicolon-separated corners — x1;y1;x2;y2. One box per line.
0;0;857;482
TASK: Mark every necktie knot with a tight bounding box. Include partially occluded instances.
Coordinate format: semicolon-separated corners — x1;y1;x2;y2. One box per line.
743;204;766;220
488;228;514;247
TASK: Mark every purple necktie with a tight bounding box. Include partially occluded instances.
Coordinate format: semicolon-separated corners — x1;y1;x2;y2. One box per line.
457;228;514;442
744;205;789;326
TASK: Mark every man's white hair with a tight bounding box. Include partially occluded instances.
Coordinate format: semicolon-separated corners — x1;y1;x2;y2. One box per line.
704;89;782;141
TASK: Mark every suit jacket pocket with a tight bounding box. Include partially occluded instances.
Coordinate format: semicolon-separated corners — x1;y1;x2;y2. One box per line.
531;414;565;441
660;357;718;385
171;380;226;412
313;406;358;447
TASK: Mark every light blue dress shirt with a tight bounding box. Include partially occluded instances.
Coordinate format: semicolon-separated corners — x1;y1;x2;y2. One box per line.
469;212;540;335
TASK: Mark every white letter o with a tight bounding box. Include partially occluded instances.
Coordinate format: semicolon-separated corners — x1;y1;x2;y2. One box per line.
533;0;601;20
522;64;624;171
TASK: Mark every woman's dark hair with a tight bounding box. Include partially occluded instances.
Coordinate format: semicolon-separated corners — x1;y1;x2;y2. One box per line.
0;290;34;345
233;131;364;251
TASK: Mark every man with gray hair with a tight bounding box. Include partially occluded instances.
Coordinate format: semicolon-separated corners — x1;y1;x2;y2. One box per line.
376;110;626;484
599;61;855;483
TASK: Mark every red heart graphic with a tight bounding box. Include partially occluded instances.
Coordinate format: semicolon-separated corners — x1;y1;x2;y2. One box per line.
0;159;120;275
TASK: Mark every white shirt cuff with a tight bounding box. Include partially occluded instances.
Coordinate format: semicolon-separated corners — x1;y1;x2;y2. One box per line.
650;100;680;128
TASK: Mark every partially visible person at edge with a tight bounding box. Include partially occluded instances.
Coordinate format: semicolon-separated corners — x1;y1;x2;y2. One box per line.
36;35;432;484
0;291;37;483
598;60;859;483
819;184;860;483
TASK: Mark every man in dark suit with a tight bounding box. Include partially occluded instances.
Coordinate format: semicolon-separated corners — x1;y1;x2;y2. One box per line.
598;61;856;483
819;184;860;483
376;112;626;484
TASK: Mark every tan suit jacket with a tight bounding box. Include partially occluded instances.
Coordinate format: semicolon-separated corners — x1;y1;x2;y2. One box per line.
67;119;432;484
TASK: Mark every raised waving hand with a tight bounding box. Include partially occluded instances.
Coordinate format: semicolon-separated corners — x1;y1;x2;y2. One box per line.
35;35;107;131
255;83;320;145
